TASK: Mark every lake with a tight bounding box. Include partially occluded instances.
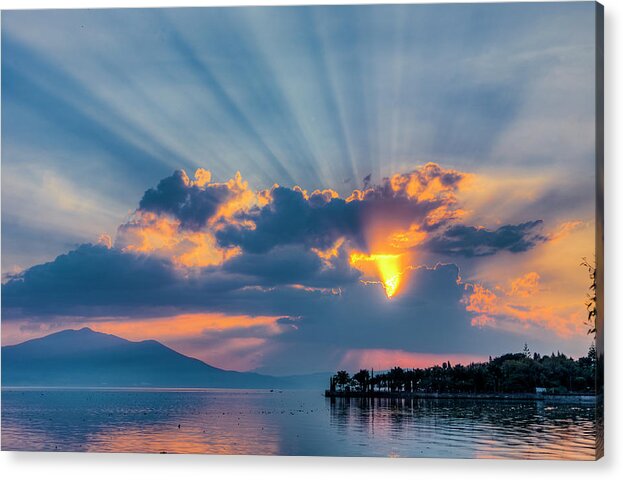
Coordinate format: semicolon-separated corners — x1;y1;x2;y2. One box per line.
1;388;599;459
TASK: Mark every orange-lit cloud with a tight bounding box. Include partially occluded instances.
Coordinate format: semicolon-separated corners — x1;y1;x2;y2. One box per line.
464;283;498;327
550;220;584;242
387;162;472;202
389;224;427;249
209;171;258;223
509;271;540;297
83;312;282;340
2;312;286;372
117;211;240;268
93;313;286;371
464;271;585;337
115;168;265;268
341;163;473;297
311;237;345;266
97;233;113;249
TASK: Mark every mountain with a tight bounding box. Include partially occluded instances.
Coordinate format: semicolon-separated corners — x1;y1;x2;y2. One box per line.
1;328;319;389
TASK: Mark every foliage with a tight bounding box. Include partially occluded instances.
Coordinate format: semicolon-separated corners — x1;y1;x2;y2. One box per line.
333;370;351;392
332;346;596;394
581;257;597;337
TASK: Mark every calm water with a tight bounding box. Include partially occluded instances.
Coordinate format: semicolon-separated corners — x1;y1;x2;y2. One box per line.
1;388;598;459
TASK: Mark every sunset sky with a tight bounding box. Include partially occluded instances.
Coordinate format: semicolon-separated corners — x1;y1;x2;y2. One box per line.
1;3;598;375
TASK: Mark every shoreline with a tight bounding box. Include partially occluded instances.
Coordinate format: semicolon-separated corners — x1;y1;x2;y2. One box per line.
324;390;599;404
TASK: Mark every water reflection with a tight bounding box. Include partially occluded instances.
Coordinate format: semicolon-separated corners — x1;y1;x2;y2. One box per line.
1;389;597;459
328;396;597;459
1;389;282;454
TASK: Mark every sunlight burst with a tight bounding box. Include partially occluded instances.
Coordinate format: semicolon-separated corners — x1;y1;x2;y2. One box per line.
350;252;404;299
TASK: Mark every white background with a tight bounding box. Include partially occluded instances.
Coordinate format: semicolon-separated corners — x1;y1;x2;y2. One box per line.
0;0;620;478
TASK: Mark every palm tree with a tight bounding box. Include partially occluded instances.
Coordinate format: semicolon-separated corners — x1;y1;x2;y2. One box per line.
353;369;371;392
335;370;350;392
388;367;405;392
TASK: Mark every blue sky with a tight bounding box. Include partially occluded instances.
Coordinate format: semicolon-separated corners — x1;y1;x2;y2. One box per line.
1;3;599;373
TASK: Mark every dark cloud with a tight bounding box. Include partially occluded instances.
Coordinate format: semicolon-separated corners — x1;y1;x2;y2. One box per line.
252;263;532;374
1;244;245;317
2;243;560;374
138;170;234;230
223;244;360;288
216;186;365;253
426;221;547;257
216;164;467;254
1;241;357;319
1;249;481;352
2;244;175;315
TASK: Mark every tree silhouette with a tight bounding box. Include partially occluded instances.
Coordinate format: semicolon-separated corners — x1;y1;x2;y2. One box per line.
581;257;597;336
335;370;351;392
522;343;530;358
352;369;371;392
330;347;597;395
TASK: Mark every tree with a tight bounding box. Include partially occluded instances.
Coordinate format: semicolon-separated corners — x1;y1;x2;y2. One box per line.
388;367;405;392
353;369;371;392
581;257;597;336
335;370;350;392
588;343;597;366
522;343;530;358
330;350;598;397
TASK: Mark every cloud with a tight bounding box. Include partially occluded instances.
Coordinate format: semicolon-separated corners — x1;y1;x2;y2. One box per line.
2;164;574;373
426;221;548;257
2;165;550;325
2;244;177;316
223;244;360;288
246;263;538;374
0;240;352;320
217;163;469;255
549;220;584;242
1;243;508;343
2;4;596;287
116;169;261;268
464;283;498;327
112;163;476;274
137;169;250;230
216;185;363;253
116;210;240;268
463;272;585;338
509;271;541;297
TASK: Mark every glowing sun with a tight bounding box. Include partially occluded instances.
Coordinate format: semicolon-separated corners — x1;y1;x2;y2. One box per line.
350;252;405;298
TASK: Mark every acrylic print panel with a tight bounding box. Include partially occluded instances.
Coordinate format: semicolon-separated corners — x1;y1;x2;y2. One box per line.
0;2;603;459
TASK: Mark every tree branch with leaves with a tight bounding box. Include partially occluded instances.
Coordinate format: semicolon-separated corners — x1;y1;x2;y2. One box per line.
581;257;597;337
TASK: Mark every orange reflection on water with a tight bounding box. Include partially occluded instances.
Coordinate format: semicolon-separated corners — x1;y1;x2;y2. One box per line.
86;417;280;455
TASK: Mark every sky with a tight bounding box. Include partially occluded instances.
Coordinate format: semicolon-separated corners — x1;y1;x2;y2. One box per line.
1;3;599;375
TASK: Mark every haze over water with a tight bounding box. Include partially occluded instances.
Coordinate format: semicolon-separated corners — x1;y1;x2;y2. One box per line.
1;388;597;459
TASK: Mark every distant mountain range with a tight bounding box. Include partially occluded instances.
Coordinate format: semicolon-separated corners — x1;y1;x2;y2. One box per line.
1;328;328;389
